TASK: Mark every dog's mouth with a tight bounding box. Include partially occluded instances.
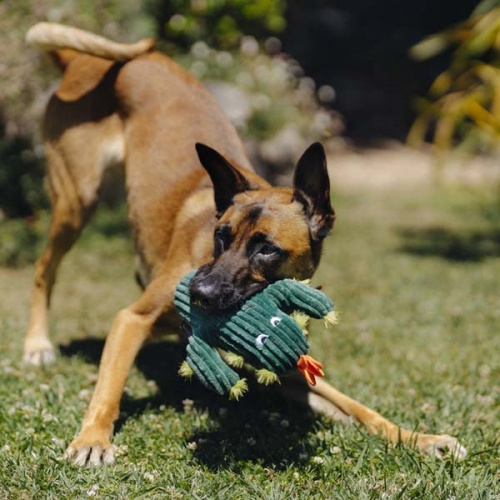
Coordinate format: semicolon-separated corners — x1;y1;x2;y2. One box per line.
190;290;249;313
189;276;267;313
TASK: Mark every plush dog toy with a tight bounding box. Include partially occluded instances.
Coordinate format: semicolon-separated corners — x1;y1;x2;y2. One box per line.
174;271;336;399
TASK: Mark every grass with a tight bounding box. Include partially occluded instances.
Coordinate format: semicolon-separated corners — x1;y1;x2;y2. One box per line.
0;179;499;498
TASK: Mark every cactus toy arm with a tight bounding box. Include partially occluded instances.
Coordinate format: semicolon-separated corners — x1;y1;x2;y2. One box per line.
263;279;336;323
180;335;248;399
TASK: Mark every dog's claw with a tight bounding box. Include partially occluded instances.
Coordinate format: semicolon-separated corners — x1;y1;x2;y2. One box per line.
23;346;57;366
65;443;115;466
89;445;104;466
102;446;116;465
74;446;91;467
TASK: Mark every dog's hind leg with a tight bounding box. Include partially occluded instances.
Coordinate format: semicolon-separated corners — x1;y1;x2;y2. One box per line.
23;145;99;365
280;374;467;460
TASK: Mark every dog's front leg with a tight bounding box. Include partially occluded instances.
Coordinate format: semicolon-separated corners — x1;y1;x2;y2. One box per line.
65;307;153;466
281;374;467;460
64;270;185;466
311;378;467;459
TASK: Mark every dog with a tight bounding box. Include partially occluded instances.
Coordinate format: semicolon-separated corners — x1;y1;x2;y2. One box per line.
23;23;466;466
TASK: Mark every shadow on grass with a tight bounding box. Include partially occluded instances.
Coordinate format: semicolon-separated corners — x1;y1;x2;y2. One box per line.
397;225;500;262
60;337;105;365
60;338;322;471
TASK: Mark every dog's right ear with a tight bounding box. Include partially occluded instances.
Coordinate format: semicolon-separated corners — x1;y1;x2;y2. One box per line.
196;143;251;217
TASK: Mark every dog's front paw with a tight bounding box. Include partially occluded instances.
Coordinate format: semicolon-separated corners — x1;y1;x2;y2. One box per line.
65;432;115;466
417;433;467;460
23;340;57;366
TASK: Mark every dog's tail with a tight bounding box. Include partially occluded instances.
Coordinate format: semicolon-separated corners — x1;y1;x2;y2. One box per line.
26;22;155;68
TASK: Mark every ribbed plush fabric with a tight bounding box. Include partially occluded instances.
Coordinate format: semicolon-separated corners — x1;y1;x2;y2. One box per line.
174;271;334;397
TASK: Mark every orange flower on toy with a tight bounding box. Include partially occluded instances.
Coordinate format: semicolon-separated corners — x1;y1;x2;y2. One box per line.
297;354;324;386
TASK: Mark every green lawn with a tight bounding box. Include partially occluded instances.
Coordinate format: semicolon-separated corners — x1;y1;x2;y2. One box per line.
0;179;498;498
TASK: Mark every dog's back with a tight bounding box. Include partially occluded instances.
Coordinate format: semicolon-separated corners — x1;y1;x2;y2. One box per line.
28;22;261;281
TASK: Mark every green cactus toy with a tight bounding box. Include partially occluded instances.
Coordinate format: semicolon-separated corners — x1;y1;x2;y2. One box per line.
174;271;336;399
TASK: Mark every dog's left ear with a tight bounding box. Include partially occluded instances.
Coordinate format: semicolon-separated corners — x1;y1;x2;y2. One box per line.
196;143;251;217
292;143;335;240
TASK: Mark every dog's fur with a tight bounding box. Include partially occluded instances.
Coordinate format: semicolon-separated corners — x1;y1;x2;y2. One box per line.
24;23;466;466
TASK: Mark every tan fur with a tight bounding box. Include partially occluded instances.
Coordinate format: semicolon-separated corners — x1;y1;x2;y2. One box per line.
26;23;155;61
24;23;466;465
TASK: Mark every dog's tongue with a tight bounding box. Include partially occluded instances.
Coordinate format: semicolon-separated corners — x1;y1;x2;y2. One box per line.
297;355;324;386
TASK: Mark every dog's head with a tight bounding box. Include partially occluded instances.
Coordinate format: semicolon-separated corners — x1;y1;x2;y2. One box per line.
189;142;335;312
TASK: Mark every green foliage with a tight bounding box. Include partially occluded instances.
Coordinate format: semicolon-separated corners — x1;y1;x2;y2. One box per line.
162;3;338;146
409;1;500;154
175;40;340;141
0;129;46;218
0;218;45;268
0;205;131;268
161;0;286;50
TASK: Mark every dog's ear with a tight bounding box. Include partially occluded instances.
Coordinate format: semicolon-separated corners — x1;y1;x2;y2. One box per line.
292;143;335;240
196;143;251;217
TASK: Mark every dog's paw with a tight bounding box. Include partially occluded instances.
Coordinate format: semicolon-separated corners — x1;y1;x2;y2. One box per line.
417;433;467;460
65;441;115;467
23;343;57;366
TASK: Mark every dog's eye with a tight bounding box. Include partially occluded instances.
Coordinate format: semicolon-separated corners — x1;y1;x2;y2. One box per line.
214;235;224;256
270;316;281;327
259;244;279;257
214;227;231;257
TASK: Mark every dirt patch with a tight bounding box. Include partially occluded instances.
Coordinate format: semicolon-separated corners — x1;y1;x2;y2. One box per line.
328;143;500;192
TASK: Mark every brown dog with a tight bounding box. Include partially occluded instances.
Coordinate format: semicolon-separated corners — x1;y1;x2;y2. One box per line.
24;23;466;466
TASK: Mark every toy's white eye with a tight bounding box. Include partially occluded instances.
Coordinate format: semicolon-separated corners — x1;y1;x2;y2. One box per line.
255;334;269;349
270;316;281;327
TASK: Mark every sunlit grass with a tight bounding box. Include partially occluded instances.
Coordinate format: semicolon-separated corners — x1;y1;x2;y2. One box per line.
0;182;498;497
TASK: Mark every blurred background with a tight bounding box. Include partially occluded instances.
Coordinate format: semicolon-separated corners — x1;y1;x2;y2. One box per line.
0;0;499;263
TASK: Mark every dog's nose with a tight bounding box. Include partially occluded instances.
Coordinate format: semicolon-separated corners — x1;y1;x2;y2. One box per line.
189;281;219;310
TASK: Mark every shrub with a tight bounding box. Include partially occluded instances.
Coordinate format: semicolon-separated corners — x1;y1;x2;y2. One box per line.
174;37;341;143
409;0;500;155
159;0;286;50
0;124;46;218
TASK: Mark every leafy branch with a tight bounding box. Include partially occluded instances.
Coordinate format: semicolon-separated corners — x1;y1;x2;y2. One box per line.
409;1;500;154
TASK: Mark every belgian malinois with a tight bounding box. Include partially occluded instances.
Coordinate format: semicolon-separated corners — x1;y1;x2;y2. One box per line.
24;23;466;466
